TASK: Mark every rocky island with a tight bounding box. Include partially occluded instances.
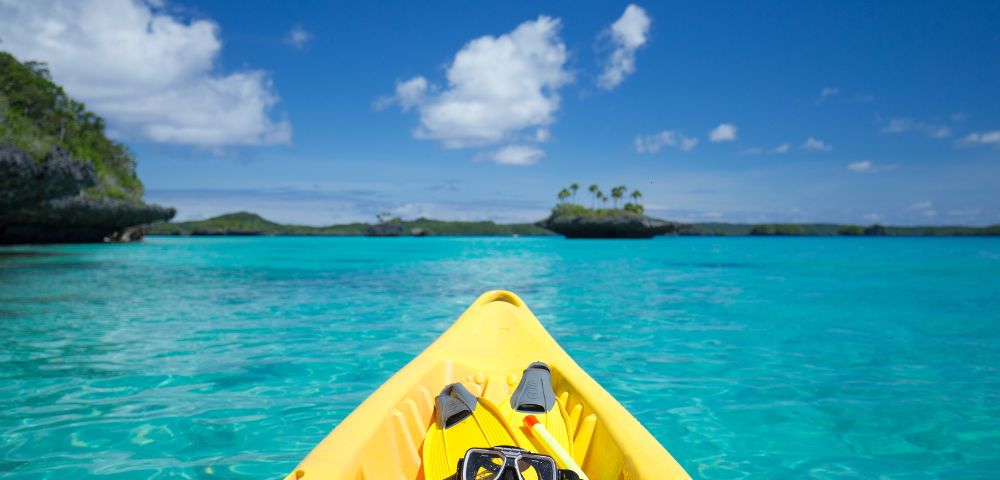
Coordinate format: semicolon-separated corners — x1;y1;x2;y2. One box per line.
0;52;173;244
537;184;681;238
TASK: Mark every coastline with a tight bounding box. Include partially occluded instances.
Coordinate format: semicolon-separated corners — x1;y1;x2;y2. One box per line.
145;211;1000;238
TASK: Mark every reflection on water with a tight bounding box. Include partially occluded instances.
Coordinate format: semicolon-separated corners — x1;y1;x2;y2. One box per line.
1;236;999;479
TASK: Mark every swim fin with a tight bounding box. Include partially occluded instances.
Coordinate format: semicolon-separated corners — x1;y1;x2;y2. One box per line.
499;362;574;461
421;383;517;480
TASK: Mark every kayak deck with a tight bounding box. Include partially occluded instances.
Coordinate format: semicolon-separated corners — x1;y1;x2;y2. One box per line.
284;291;689;480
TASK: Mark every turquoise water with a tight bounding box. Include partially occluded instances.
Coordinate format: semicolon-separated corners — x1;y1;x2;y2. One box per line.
2;236;999;479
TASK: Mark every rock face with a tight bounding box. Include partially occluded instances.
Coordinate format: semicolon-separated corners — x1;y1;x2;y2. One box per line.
537;212;679;239
0;144;175;244
0;145;96;211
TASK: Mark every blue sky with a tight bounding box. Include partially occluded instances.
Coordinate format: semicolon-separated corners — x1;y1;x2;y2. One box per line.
2;1;999;225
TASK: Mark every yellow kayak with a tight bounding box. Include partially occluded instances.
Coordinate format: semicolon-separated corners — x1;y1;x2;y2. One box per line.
284;291;690;480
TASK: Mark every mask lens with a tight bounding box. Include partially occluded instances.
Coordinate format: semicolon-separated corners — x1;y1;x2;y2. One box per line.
516;455;557;480
464;450;505;480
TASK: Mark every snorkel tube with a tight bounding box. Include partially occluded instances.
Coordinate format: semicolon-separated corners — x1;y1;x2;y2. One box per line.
524;415;589;480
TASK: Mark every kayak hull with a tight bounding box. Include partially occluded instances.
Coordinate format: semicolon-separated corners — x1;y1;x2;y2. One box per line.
285;290;689;480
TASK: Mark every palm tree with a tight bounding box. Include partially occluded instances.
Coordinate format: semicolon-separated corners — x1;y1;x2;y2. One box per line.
598;192;608;207
570;183;579;204
557;188;571;203
588;184;599;208
611;185;627;209
630;189;642;203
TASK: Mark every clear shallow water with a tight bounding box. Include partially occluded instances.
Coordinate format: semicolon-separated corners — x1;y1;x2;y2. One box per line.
1;236;999;479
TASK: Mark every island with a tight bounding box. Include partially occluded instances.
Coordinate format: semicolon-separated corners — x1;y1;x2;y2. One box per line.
536;184;681;238
147;212;553;237
0;52;174;244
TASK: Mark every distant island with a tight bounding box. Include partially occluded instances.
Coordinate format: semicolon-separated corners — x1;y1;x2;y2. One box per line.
148;212;552;237
537;183;680;238
681;223;1000;237
147;211;1000;239
0;51;173;244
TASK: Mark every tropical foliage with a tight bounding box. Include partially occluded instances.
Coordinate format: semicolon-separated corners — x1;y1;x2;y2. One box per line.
556;183;645;215
0;51;143;201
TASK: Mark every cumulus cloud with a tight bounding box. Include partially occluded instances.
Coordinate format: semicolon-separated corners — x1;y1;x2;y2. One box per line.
847;161;873;172
597;4;651;90
958;130;1000;147
388;16;570;153
743;142;791;155
285;25;313;50
0;0;291;147
394;76;429;110
802;137;832;151
709;123;737;142
635;130;698;153
486;145;545;165
847;160;897;173
880;117;951;139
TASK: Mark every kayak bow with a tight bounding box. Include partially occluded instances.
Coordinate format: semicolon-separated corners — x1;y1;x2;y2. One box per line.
284;290;689;480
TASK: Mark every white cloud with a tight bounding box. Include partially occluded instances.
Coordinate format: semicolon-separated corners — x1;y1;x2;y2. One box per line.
847;160;897;173
635;130;698;153
816;87;839;104
535;128;551;142
910;200;933;210
881;118;916;133
709;123;737;142
389;16;570;152
394;76;429;110
285;25;312;50
880;117;951;139
802;137;832;151
597;4;651;90
847;161;873;172
958;130;1000;147
0;0;291;147
741;142;788;156
486;145;544;165
950;111;969;121
927;126;952;139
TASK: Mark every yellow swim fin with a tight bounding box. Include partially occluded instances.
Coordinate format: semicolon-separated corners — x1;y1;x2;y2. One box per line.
499;362;574;462
421;383;517;480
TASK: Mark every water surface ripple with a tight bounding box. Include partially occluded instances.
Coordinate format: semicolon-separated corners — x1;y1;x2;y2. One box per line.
1;237;999;478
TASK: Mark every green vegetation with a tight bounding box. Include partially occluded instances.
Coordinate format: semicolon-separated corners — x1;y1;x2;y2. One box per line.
749;224;807;236
0;51;142;201
556;183;645;215
148;212;553;236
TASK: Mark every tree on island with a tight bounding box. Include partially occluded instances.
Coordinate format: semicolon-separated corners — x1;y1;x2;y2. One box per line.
630;189;642;203
570;183;579;203
588;184;600;208
557;188;571;203
611;185;627;208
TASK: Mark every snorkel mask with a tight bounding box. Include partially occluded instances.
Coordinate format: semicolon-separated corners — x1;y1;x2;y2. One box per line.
456;446;580;480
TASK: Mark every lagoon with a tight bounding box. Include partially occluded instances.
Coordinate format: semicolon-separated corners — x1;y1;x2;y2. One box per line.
2;236;999;478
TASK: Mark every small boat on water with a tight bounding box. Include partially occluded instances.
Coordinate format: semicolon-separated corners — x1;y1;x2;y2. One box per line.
285;290;689;480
